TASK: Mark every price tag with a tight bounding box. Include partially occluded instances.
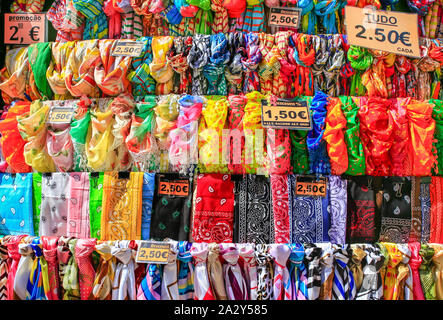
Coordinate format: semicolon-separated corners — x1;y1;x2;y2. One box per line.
295;177;327;197
111;40;144;57
158;179;190;197
268;7;302;28
345;6;420;58
47;107;75;124
261;98;312;130
136;241;170;264
4;13;47;45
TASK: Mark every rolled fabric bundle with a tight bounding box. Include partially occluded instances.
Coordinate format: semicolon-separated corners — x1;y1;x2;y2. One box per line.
389;98;411;176
188;34;210;95
243;91;267;174
203;33;230;95
167;36;193;94
324;35;346;97
126;96;159;171
323;97;348;175
257;33;275;95
27;43;54;101
128;37;157;97
169;94;204;174
109;93;135;171
0;101;32;173
198;96;229;173
73;0;109;39
0;47;30;103
347;46;373;97
150;36;175;95
225;32;246;95
311;35;329;94
94;40;132;96
17;100;57;172
85;99;116;172
293;34;315;96
46;42;76;100
242;0;265;33
226;94;246;174
241;33;262;93
65;40;101;98
406;99;436;176
70;97;92;172
307;91;331;175
356;96;393;176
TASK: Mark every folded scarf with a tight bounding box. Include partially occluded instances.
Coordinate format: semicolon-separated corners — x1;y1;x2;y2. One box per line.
128;37;157;96
46;42;76;100
70;98;92;172
203;33;230;95
27;43;53;100
150;36;175;95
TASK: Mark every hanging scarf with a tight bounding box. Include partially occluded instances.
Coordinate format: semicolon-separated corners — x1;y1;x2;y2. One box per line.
408;242;425;300
73;0;109;39
348;245;366;295
339;96;365;175
288;174;330;243
269;244;291;300
407;0;435;36
6;235;26;300
379;177;412;243
419;244;437;300
393;56;416;98
0;238;9;300
279;32;298;98
150;173;191;241
317;243;334;300
242;33;262;93
225;33;246;94
307;91;330;174
112;240;137;300
40;173;70;237
293;34;315;96
159;241;179;300
409;177;423;242
207;243;228;300
203;34;230;95
382;242;403;300
0;173;34;236
430;244;443;299
89;173;104;239
198;96;229;173
226;94;246;174
128;37;157;96
355;245;384;300
270;174;290;244
314;0;342;34
150;36;174;95
323;97;348;175
137;261;162;300
287;244;308;300
14;241;34;300
237;243;257;300
17;100;56;172
41;236;60;300
328;176;347;244
258;33;275;95
331;245;356;300
389;98;411;176
11;0;44;12
356;96;394;176
169;95;203;174
0;101;32;173
27;238;46;300
192;174;235;243
27;43;53;100
211;0;229;33
167;36;193;94
31;174;42;237
188;34;210;95
89;241;115;300
191;243;215;300
304;243;322;300
46;42;76;100
430;177;443;244
431;99;443;175
177;241;194;300
70;98;91;172
347;46;373;96
101;172;143;240
290;128;310;175
140;173;155;240
0;47;30;102
255;244;273;300
361;51;395;98
126;97;159;172
65;40;101;98
220;244;249;300
346;176;379;243
324;35;346;96
242;0;265;32
74;238;97;300
421;180;432;243
266;127;291;175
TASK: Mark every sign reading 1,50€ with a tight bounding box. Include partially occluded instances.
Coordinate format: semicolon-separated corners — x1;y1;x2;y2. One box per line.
261;98;312;130
344;6;420;58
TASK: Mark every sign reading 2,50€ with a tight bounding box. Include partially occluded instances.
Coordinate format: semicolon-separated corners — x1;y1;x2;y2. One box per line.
345;6;420;58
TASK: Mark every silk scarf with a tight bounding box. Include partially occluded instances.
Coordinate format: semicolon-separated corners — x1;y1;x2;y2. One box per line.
67;172;90;239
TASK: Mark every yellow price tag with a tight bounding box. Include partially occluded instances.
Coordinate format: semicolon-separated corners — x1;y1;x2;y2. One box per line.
47;107;74;124
136;241;170;264
111;40;144;57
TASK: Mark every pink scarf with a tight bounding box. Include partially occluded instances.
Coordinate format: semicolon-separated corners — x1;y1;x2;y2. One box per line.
67;173;91;239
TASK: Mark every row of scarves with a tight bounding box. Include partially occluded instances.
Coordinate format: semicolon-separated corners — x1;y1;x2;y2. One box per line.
42;0;443;42
3;171;443;245
0;91;443;177
1;33;443;106
0;238;442;300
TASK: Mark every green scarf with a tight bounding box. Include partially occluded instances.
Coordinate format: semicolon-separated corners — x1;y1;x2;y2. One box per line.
431;99;443;176
27;42;53;100
63;239;80;300
290;96;312;174
89;173;104;239
32;172;42;236
419;244;436;300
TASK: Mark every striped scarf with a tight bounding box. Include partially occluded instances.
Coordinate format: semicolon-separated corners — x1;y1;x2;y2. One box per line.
242;0;265;33
0;238;9;300
288;244;308;300
331;245;356;300
137;264;162;300
177;241;194;300
27;238;47;300
187;34;210;95
128;37;157;96
304;244;322;300
73;0;109;39
167;36;193;94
